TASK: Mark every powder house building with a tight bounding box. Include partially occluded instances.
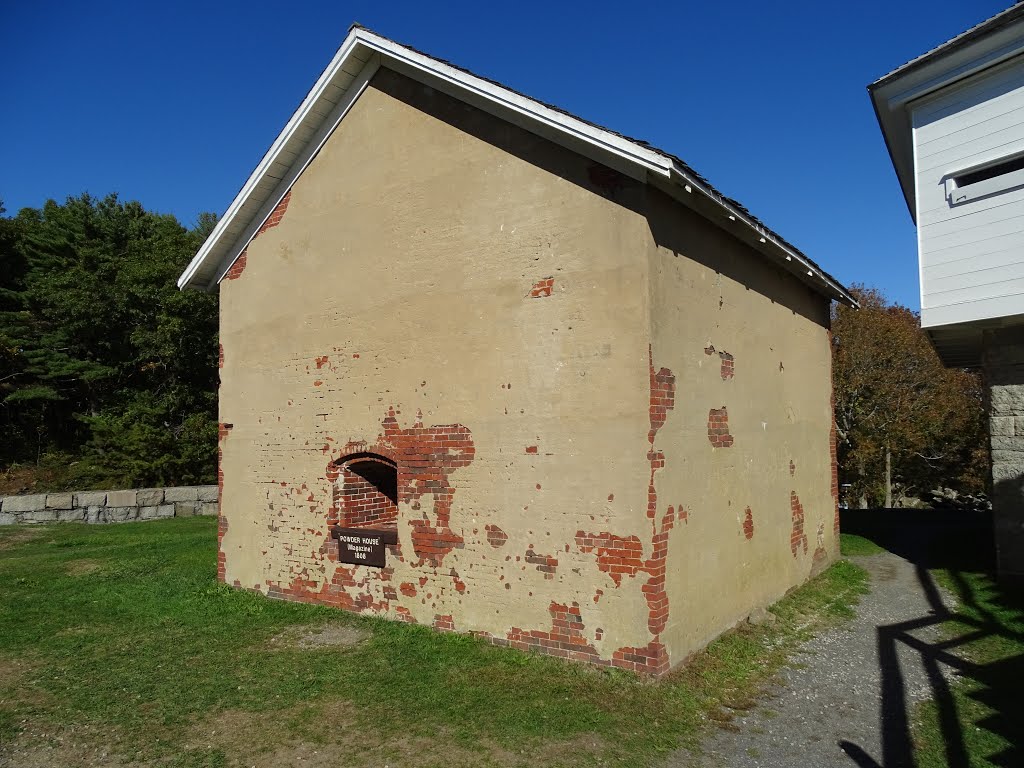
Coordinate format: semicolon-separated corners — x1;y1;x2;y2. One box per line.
179;26;855;675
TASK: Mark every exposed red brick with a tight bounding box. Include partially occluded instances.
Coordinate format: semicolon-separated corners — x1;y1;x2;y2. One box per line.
703;345;735;380
525;445;538;454
790;491;808;557
254;190;291;239
334;455;398;528
485;524;508;548
707;407;734;448
433;614;455;632
719;352;734;380
224;250;247;281
575;346;677;673
380;408;474;567
812;523;828;575
613;641;670;676
218;343;224;369
507;601;606;665
743;506;754;540
828;330;840;542
575;532;644;585
216;422;233;583
394;606;417;623
524;548;558;578
315;355;329;369
266;560;393;615
399;582;417;597
223;192;291;283
529;277;555;298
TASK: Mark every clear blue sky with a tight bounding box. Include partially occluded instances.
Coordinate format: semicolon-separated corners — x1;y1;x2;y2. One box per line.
1;1;1012;308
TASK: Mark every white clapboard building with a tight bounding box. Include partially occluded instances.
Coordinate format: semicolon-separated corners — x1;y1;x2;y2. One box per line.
870;3;1024;581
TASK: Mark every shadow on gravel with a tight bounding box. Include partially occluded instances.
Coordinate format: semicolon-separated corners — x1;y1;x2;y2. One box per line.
838;508;1024;768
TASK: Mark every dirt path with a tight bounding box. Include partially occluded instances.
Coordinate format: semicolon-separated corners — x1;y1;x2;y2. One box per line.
673;551;955;768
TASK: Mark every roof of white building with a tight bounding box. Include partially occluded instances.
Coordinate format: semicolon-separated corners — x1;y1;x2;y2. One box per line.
869;3;1024;218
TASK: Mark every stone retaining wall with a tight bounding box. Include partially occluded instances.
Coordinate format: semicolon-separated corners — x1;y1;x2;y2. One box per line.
0;486;218;525
985;326;1024;580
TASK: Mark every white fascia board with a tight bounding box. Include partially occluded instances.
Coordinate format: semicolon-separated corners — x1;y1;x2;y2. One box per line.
178;27;675;290
178;31;373;290
355;30;676;179
210;59;380;286
179;26;853;308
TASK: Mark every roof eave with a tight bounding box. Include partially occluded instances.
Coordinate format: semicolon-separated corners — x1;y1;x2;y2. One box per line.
663;168;857;307
179;26;855;308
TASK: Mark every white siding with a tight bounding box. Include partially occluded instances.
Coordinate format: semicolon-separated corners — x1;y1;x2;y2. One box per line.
912;58;1024;329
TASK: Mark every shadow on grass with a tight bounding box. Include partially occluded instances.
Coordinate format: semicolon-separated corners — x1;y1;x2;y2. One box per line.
838;508;1024;768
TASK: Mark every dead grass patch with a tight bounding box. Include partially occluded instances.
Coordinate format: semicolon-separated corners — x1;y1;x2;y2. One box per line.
0;722;137;768
0;528;42;552
0;656;52;711
65;559;102;577
266;623;369;650
188;699;524;768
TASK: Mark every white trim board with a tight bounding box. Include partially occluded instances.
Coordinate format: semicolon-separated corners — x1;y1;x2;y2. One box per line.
178;26;855;306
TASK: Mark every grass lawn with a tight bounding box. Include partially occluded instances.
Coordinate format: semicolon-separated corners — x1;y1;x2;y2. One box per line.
0;519;868;767
838;532;885;557
911;568;1024;768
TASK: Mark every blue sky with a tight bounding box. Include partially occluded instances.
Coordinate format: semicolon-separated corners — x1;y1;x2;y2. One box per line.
1;1;1012;308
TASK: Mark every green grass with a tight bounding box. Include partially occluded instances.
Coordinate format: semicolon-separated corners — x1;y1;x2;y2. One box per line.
911;568;1024;768
839;532;885;556
0;519;869;767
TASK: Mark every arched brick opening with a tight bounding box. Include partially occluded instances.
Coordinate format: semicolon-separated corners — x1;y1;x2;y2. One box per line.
334;453;398;528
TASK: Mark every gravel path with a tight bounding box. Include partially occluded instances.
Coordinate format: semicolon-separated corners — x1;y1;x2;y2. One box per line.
673;551;955;768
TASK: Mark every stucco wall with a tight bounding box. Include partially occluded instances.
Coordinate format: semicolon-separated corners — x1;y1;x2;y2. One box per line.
217;67;837;674
219;68;662;669
644;189;837;661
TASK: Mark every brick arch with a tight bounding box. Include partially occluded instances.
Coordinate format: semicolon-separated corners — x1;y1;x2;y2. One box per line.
331;452;398;529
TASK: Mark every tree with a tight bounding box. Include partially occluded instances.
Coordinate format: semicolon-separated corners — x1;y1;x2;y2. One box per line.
832;285;988;507
0;194;219;489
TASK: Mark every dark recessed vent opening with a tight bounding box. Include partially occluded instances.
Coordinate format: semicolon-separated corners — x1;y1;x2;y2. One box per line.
335;455;399;528
955;155;1024;187
349;460;398;505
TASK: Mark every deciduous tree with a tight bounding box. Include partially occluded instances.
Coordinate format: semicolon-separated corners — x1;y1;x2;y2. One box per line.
832;285;987;507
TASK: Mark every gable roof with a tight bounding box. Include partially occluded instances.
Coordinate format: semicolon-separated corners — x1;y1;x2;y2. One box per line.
178;25;856;306
868;3;1024;218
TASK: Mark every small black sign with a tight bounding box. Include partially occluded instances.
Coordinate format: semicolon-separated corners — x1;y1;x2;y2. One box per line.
331;526;398;568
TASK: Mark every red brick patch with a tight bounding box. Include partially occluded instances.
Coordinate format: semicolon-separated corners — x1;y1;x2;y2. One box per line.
224;250;247;281
743;507;754;540
703;345;735;380
485;524;508;548
790;491;808;557
254;190;291;239
508;601;606;665
707;407;734;448
529;277;555;298
525;549;558;578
